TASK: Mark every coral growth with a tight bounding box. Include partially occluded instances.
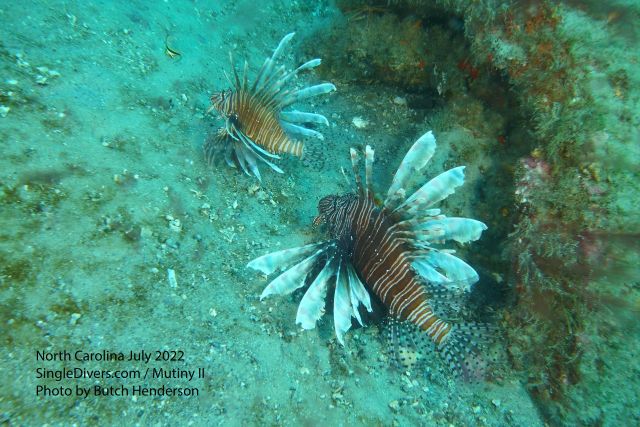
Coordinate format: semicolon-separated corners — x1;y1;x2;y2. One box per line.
315;0;640;424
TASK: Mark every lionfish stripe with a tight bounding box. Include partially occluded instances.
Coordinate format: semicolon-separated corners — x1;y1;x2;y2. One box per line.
296;257;335;329
333;262;353;345
260;248;326;300
399;166;466;214
247;241;329;275
385;131;436;207
391;283;423;314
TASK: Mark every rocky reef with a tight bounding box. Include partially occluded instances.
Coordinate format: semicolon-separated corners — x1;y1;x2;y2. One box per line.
306;0;640;424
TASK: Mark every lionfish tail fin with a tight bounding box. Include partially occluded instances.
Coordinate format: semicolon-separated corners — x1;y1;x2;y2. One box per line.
386;318;433;372
386;318;498;381
437;322;497;381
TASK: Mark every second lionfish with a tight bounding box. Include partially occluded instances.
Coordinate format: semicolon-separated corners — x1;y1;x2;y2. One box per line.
248;131;493;377
205;33;336;181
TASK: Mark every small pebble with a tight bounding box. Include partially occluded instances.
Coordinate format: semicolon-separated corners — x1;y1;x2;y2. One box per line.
352;116;368;129
167;268;178;288
69;313;81;325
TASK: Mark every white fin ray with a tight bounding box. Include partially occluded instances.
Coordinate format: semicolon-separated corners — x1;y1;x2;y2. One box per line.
398;166;466;214
281;83;336;107
279;111;329;126
365;146;375;200
346;264;372;326
277;59;323;88
241;146;262;182
415;217;487;244
385;131;436;207
296;257;335;329
260;248;326;299
280;121;324;140
333;261;353;345
253;32;295;92
422;250;480;291
412;259;452;285
247;241;329;275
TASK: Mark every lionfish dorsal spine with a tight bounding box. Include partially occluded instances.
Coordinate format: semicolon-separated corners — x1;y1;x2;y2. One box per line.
384;131;436;208
364;145;375;200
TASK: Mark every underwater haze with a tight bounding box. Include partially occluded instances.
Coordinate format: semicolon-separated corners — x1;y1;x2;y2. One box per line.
1;0;639;426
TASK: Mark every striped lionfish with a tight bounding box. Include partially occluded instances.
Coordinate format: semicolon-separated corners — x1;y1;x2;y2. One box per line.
248;131;492;376
205;33;336;181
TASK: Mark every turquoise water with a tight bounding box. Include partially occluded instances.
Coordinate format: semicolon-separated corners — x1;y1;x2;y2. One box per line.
1;1;638;425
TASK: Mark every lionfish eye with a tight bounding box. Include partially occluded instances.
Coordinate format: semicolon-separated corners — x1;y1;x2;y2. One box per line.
228;113;239;125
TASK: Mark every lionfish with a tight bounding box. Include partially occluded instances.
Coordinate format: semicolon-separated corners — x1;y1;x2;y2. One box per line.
248;131;493;376
205;33;336;181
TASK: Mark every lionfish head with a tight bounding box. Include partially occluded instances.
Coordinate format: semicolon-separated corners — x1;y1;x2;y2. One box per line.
208;89;232;115
313;194;358;228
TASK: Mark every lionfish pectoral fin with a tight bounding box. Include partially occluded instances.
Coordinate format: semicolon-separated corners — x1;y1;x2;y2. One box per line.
260;248;326;300
235;128;280;159
414;218;487;244
333;261;353;345
253;32;295;93
421;250;480;290
345;265;369;326
346;263;373;313
296;256;335;330
232;142;252;177
234;129;284;175
280;121;325;140
279;111;329;126
239;145;262;181
385;131;436;208
248;241;330;275
281;83;336;107
396;166;466;213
